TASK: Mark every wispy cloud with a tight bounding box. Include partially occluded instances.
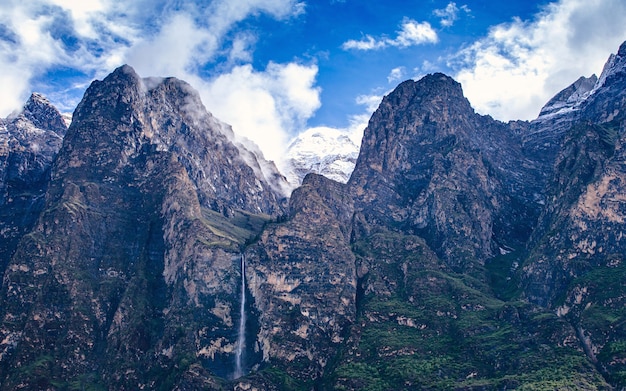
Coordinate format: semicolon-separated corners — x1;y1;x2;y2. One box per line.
342;18;438;51
433;2;470;27
450;0;626;121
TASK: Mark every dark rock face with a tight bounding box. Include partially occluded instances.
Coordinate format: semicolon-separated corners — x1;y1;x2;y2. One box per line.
0;93;66;277
520;42;626;385
2;41;626;390
349;74;541;272
522;41;626;305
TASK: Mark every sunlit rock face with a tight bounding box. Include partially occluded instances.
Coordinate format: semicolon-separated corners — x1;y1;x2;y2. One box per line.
245;173;357;380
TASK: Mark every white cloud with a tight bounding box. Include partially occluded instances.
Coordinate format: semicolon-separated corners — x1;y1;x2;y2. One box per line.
0;0;145;114
434;2;459;27
46;0;108;38
451;0;626;121
433;2;470;27
198;62;321;166
0;0;306;114
387;67;406;83
125;12;215;77
341;35;384;51
355;94;383;117
396;19;439;47
342;18;437;51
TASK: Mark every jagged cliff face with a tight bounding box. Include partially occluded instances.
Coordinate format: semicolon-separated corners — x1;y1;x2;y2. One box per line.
0;93;66;277
349;74;541;272
519;42;626;384
522;41;626;305
0;66;287;389
245;173;356;381
1;42;626;390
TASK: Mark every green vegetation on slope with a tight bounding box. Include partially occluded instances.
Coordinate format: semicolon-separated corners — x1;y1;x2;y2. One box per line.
325;230;609;390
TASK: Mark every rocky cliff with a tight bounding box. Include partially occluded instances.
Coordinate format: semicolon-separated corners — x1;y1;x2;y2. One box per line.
0;93;66;279
519;41;626;385
0;66;287;390
1;42;626;390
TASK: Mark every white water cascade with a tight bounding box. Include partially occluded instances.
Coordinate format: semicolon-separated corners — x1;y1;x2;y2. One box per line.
234;254;246;379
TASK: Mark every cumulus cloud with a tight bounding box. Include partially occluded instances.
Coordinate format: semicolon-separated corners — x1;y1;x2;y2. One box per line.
387;67;406;83
450;0;626;121
0;0;144;114
434;2;470;27
342;18;437;51
0;0;306;110
198;62;321;165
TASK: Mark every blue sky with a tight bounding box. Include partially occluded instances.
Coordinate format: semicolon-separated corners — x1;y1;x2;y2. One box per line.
1;0;626;164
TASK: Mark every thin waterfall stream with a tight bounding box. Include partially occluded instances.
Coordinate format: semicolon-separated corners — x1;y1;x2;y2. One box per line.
234;253;246;379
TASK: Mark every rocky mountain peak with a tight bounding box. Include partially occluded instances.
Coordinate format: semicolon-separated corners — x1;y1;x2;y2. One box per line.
18;92;68;136
0;93;66;292
60;64;287;214
378;73;470;119
352;73;473;183
538;75;598;118
595;40;626;91
2;42;626;390
284;127;359;185
349;72;536;271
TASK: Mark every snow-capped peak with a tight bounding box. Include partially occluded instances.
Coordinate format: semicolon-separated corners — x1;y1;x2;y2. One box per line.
536;75;597;121
284;127;360;185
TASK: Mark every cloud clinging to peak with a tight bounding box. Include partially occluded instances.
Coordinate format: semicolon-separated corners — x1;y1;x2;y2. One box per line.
0;0;316;169
198;62;321;165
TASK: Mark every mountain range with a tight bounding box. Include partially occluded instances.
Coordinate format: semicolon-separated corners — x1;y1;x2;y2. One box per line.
0;41;625;390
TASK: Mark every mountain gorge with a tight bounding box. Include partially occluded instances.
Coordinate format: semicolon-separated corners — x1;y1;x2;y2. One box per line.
0;42;625;390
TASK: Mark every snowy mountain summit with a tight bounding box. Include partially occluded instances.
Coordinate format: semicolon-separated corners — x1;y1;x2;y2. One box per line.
284;127;360;185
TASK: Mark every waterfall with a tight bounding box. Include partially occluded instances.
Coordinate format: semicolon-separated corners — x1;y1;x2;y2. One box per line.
234;253;246;379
